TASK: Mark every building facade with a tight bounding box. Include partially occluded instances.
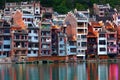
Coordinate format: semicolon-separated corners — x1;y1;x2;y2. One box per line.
40;20;52;56
75;10;89;58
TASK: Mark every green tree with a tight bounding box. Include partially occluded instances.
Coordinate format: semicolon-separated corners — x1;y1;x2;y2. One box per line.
75;3;87;11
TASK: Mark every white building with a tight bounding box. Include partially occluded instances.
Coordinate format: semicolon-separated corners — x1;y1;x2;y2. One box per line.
0;20;11;58
90;21;107;55
4;1;41;20
98;64;108;80
98;30;107;55
23;10;40;57
75;9;89;58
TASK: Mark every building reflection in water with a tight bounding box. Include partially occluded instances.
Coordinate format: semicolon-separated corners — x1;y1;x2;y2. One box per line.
0;62;120;80
98;63;108;80
109;64;118;80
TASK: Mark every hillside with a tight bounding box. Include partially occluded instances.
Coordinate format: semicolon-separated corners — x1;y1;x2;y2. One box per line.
1;0;120;14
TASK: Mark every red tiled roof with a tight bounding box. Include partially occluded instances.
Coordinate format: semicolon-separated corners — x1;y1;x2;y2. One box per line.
87;25;98;37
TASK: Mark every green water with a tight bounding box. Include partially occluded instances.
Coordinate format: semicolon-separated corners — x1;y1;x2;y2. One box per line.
0;62;119;80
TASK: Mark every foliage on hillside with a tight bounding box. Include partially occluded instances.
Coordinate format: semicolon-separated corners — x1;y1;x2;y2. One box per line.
1;0;120;14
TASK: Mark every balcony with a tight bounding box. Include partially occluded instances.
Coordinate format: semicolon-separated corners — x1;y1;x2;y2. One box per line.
107;48;117;54
107;44;117;47
13;30;28;34
107;37;116;40
14;39;28;42
13;47;28;50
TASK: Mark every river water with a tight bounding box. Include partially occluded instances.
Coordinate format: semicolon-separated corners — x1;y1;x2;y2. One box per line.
0;61;119;80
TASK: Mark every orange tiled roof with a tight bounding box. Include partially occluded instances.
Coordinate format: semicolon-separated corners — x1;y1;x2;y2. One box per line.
71;35;76;41
87;25;98;37
105;22;117;32
91;21;104;28
105;22;114;29
12;10;26;30
68;35;76;41
51;25;60;29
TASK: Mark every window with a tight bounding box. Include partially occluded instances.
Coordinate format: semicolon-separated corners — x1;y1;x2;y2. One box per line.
81;35;86;39
3;52;6;55
70;48;76;52
60;38;62;41
4;36;10;40
60;44;63;48
78;22;84;26
77;29;84;33
100;48;106;51
34;51;36;54
0;30;2;33
34;30;37;33
15;35;19;39
0;45;1;49
100;13;104;15
35;44;39;48
78;42;80;46
4;45;10;49
28;24;32;27
29;30;31;33
60;50;63;53
99;34;105;37
78;35;80;39
29;44;32;48
81;50;85;53
68;41;74;46
29;6;32;9
109;34;114;38
118;44;120;47
100;9;103;11
88;38;97;42
4;29;10;33
99;40;106;45
0;37;2;41
28;36;31;40
34;36;38;40
81;42;87;47
36;8;38;10
36;11;38;14
28;51;31;54
78;50;80;53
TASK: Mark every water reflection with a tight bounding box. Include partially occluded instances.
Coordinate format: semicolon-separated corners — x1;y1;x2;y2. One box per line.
0;62;120;80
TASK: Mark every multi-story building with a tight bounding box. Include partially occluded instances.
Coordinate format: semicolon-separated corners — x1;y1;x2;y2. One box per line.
4;1;41;20
26;22;39;57
91;21;108;57
22;9;40;58
53;14;66;26
113;13;120;26
87;25;98;58
98;28;107;57
0;20;11;58
51;25;60;56
67;36;77;58
74;10;89;58
64;12;77;38
93;3;111;17
57;32;67;56
10;10;28;61
117;26;120;55
105;22;117;57
40;19;52;56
